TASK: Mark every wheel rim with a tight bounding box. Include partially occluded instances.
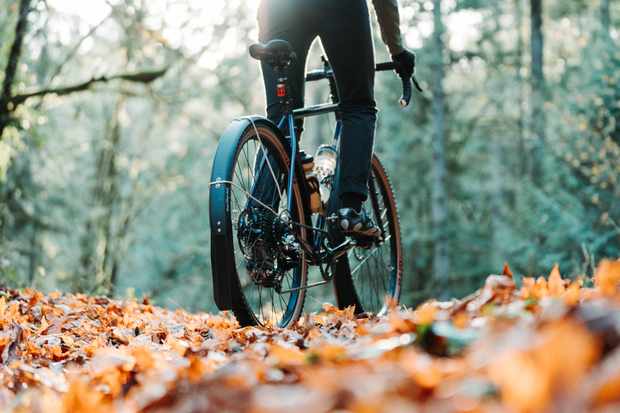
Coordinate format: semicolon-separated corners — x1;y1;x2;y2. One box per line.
228;130;306;327
347;161;400;315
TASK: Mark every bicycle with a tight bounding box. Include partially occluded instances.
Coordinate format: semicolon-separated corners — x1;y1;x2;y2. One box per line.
209;39;419;327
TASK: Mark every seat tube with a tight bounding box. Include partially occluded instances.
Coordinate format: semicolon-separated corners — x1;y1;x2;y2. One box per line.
333;120;343;145
287;113;297;212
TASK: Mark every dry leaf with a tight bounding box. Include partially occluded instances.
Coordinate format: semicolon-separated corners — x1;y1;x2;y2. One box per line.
595;260;620;296
0;261;619;413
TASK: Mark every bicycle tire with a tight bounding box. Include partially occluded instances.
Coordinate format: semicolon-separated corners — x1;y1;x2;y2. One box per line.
209;119;308;327
334;155;403;315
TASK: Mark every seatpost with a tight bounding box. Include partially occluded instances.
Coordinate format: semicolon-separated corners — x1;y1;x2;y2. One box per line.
275;66;290;114
273;63;298;213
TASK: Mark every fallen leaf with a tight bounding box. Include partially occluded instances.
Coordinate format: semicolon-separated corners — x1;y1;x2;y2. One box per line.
595;260;620;296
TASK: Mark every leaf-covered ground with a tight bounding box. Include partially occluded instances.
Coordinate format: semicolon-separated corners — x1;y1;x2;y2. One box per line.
1;261;620;413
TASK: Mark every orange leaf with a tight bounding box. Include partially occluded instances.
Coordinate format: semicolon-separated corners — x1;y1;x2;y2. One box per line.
535;276;549;299
0;296;6;317
562;280;583;306
452;311;470;329
186;356;210;383
490;351;551;412
593;370;620;406
48;291;62;300
388;311;416;333
130;346;155;371
413;302;437;325
502;263;513;278
412;356;442;389
595;260;620;296
269;344;305;366
521;277;536;299
62;379;109;413
166;336;189;356
49;345;65;360
308;344;347;363
62;335;75;348
36;317;49;335
490;320;599;413
548;264;565;296
83;338;102;357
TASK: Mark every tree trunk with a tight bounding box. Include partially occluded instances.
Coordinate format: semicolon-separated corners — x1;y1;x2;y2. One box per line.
28;204;40;286
99;100;122;293
530;0;545;184
77;97;124;293
515;0;527;176
489;0;505;270
431;0;450;284
601;0;610;37
0;0;32;140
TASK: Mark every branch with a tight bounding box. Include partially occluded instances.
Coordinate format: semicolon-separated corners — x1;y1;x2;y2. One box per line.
0;0;33;139
45;11;113;86
9;67;168;106
0;0;32;104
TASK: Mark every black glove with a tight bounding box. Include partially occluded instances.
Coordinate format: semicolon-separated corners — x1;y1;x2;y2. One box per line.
392;49;415;80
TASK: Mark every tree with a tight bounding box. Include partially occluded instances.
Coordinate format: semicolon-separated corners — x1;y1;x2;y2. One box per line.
530;0;546;184
515;0;527;175
600;0;610;38
431;0;449;284
0;0;32;141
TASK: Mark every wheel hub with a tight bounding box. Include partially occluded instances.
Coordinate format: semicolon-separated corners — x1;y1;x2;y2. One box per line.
237;207;300;287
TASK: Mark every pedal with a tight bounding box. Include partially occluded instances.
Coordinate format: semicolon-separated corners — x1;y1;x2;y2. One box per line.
352;235;383;249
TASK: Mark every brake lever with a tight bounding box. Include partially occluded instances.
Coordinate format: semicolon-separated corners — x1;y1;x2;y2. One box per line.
399;75;423;108
399;77;413;108
412;75;423;92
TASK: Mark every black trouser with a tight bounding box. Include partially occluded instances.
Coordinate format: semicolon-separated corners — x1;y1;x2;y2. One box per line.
257;0;377;203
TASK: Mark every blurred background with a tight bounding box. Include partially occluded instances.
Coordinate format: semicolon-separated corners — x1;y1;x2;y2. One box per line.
0;0;618;311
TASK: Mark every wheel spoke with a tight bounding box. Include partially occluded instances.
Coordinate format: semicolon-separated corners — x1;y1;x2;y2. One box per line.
227;131;307;327
254;136;283;201
344;162;401;314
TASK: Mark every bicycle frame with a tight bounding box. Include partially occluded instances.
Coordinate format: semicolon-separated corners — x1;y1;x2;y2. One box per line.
210;45;410;315
249;57;404;289
278;109;342;213
274;57;342;227
274;57;400;226
268;56;402;270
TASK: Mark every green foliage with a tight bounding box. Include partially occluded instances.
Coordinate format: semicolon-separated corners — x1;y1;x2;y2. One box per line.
548;0;590;19
454;0;487;11
0;0;618;311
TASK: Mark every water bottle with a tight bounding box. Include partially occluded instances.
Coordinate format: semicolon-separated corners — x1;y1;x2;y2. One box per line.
301;153;321;213
313;145;337;205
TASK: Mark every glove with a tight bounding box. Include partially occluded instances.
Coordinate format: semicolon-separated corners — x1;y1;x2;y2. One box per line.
391;49;415;80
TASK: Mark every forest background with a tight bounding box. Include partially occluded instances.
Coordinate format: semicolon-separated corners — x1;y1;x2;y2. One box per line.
0;0;618;312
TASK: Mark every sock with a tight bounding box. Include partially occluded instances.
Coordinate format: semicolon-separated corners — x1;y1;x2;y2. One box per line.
341;192;364;213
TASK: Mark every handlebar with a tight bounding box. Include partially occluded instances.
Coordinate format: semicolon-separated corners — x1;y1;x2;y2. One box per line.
305;62;416;108
305;68;333;82
376;62;413;108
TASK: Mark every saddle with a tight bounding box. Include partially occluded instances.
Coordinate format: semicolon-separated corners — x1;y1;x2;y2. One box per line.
249;39;296;68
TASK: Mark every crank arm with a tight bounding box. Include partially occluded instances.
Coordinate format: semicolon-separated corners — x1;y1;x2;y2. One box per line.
325;238;354;261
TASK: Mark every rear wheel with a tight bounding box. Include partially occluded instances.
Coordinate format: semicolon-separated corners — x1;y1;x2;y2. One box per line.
344;156;403;315
214;124;307;327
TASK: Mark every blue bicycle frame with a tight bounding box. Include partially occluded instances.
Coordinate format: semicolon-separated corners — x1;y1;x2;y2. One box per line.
277;103;342;214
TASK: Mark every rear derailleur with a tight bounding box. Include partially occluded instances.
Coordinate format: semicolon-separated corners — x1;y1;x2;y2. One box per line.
237;207;302;290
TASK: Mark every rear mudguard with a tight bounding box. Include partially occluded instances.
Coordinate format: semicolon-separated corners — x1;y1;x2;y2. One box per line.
209;116;311;311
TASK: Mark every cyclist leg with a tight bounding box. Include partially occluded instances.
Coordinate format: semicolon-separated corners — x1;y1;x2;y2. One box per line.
317;0;377;212
258;0;314;135
252;0;315;207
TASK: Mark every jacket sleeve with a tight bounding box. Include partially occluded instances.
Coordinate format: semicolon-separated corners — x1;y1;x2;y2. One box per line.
371;0;405;55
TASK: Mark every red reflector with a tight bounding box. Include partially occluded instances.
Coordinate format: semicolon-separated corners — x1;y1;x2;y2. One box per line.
277;84;286;97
